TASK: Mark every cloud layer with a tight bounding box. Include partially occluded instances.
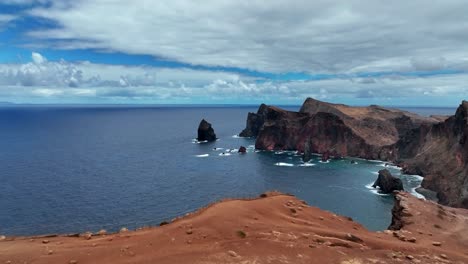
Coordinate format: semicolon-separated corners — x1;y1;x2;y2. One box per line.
25;0;468;73
1;52;467;105
1;1;468;105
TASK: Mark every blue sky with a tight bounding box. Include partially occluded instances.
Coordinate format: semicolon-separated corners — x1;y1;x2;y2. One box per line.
0;1;468;106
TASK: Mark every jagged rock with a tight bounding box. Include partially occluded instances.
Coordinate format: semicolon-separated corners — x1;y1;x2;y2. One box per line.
238;146;247;153
372;169;404;194
302;138;312;162
239;104;268;137
197;119;217;142
396;101;468;208
322;151;330;162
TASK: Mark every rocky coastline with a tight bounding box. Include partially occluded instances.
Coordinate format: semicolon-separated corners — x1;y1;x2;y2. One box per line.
240;98;468;208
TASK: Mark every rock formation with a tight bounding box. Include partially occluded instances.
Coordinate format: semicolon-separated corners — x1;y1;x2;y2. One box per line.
321;151;330;162
372;169;404;194
197;119;216;142
239;104;269;137
238;146;247;153
302;138;312;162
240;98;468;208
241;97;437;160
395;101;468;208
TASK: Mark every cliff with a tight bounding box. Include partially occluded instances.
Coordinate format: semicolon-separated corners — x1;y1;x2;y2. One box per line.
396;101;468;208
241;98;438;160
1;192;466;264
240;98;468;208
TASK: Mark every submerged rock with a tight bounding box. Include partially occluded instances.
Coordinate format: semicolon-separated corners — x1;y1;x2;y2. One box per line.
238;146;247;153
373;169;404;194
197;119;217;142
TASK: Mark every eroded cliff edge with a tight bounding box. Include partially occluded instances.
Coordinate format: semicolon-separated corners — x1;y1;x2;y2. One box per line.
240;98;468;208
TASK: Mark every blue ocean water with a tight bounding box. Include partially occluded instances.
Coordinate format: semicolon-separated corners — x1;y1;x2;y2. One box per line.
0;105;455;236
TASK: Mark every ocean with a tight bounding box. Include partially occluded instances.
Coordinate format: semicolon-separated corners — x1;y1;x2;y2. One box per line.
0;105;456;236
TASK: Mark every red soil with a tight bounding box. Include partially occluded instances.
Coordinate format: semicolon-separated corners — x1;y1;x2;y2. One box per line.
1;192;467;264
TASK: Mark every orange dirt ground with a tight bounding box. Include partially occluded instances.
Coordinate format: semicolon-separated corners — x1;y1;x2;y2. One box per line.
1;192;467;264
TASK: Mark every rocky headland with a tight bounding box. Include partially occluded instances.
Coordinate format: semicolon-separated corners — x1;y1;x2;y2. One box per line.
240;98;468;209
1;192;467;264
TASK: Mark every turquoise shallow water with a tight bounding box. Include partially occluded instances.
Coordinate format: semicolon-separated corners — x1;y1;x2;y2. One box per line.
0;106;451;235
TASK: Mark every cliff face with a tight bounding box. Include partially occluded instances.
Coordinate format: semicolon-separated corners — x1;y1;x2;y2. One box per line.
396;101;468;208
240;98;468;209
242;98;437;160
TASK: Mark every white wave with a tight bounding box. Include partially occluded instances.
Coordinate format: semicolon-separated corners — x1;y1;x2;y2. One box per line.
192;139;208;144
410;187;426;199
212;147;224;151
274;151;285;155
274;162;294;167
404;174;424;181
365;182;390;196
370;171;379;175
219;153;232;156
319;160;330;164
377;163;401;170
232;134;241;138
367;159;384;163
299;163;316;167
195;154;209;158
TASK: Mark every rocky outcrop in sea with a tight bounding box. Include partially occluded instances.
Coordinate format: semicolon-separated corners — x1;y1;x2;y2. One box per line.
372;169;404;194
197;119;217;142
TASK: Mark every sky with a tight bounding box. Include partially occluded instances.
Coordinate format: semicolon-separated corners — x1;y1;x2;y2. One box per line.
0;0;468;106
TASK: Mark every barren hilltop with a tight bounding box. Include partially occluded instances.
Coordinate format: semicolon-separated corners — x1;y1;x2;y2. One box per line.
1;192;467;264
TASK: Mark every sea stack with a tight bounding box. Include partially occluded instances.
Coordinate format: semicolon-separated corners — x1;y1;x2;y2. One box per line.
372;169;404;194
197;119;217;142
302;138;312;162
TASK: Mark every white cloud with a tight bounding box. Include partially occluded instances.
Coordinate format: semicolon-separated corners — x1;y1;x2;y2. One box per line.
1;52;467;105
31;52;47;64
24;0;468;73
